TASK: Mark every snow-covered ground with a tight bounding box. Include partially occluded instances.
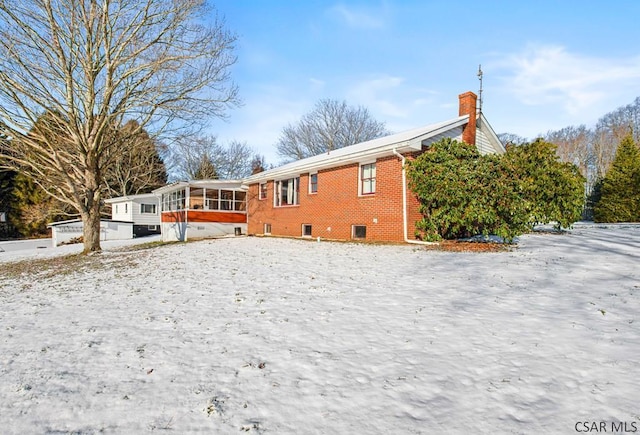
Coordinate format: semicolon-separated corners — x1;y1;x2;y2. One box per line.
0;225;638;434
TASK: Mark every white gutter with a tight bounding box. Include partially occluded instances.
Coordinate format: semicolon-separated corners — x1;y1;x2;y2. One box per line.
392;148;438;246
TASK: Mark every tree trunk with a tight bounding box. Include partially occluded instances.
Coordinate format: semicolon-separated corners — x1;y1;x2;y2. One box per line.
81;203;102;253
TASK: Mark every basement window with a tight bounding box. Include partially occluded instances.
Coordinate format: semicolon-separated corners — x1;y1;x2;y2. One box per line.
302;224;312;237
352;225;367;239
264;223;272;235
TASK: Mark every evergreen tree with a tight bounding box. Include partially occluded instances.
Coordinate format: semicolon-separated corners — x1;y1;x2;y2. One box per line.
0;168;16;238
9;173;70;237
593;134;640;222
193;155;218;180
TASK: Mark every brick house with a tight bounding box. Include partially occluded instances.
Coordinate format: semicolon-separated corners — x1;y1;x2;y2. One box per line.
244;91;505;243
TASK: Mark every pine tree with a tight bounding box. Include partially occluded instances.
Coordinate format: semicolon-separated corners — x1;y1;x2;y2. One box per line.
193;155;218;180
593;134;640;222
9;173;70;237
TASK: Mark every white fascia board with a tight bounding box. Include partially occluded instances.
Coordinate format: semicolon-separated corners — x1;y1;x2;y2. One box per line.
104;193;157;204
152;179;247;195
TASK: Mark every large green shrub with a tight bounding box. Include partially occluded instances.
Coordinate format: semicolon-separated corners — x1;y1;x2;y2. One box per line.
504;139;585;228
406;138;585;242
406;138;528;242
593;134;640;222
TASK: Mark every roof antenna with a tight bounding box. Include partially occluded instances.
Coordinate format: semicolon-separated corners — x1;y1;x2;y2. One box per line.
477;64;483;115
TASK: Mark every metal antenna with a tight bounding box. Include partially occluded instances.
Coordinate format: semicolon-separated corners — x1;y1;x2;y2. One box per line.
477;64;483;115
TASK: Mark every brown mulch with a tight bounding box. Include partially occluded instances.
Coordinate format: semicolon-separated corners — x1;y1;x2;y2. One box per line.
423;240;514;253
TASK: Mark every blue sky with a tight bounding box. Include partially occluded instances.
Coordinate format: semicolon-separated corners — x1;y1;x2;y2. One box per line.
209;0;640;164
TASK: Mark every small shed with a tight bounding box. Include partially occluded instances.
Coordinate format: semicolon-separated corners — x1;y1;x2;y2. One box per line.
48;219;133;247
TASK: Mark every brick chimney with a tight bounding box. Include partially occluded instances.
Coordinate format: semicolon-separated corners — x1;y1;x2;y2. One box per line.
458;91;477;146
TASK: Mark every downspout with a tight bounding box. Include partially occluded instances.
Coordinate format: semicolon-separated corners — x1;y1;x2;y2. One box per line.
392;148;437;246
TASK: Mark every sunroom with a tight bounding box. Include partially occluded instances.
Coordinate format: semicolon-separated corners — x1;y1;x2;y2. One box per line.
153;180;248;242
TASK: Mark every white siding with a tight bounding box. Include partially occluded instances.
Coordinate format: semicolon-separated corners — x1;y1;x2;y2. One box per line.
50;220;133;246
161;222;246;242
422;126;464;148
111;202;133;222
476;129;494;155
132;198;160;226
108;195;160;226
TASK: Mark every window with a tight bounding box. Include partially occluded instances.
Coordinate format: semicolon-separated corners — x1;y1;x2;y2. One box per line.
259;182;267;200
302;224;312;237
115;205;118;214
275;177;300;207
196;189;246;211
124;203;128;214
352;225;366;239
162;189;186;211
0;212;5;223
189;188;205;209
360;163;376;195
264;223;272;234
205;189;219;210
234;191;247;211
309;173;318;194
141;203;157;214
148;225;158;231
220;190;234;210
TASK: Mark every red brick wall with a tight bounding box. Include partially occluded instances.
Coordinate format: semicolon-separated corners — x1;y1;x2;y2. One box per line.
247;154;423;242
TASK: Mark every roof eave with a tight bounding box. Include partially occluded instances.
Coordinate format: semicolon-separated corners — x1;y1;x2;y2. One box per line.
245;117;469;183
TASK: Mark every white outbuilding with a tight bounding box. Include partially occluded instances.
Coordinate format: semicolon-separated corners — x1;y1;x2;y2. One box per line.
104;193;161;237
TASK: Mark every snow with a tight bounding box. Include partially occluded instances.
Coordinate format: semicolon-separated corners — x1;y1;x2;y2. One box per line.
0;225;638;433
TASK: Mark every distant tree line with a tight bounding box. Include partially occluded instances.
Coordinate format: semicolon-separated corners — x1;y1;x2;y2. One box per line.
500;97;640;222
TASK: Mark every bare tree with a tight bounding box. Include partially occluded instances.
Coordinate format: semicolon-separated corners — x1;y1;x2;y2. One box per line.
592;98;640;179
276;99;388;162
0;0;238;252
219;140;256;179
497;132;528;147
169;136;262;180
250;154;267;174
544;125;592;181
170;135;223;180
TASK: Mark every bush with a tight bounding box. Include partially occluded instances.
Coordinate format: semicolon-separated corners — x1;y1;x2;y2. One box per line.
406;138;585;241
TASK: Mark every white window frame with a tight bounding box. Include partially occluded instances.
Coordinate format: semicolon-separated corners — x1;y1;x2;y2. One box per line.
309;172;318;194
140;203;157;214
162;189;186;211
359;162;376;196
259;182;268;200
264;223;272;234
0;211;5;223
274;177;300;207
302;224;312;237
